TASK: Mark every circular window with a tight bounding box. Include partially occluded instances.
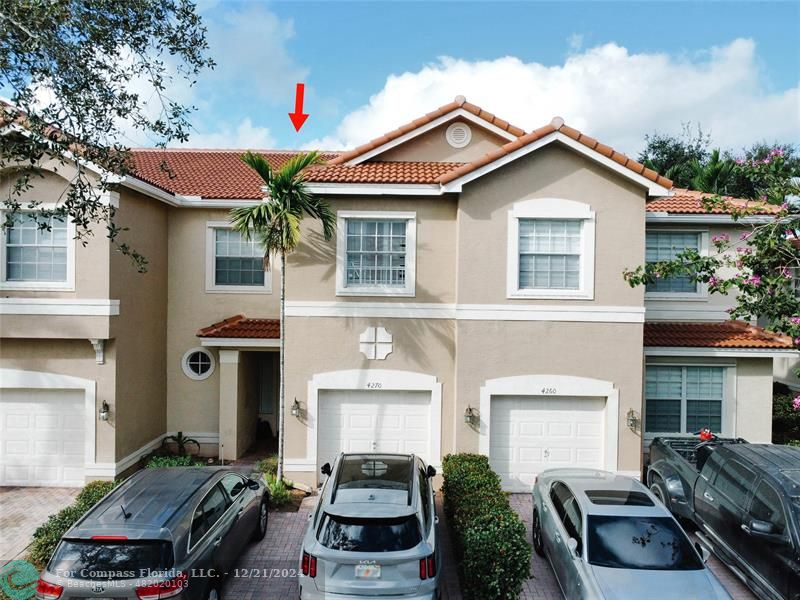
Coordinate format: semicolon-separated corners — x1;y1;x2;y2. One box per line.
445;122;472;148
181;348;215;381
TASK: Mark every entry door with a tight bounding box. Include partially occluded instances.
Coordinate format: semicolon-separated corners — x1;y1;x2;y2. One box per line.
0;388;86;486
490;396;605;492
317;390;432;471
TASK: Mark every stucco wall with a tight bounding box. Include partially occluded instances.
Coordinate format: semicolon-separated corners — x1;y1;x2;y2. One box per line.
376;121;508;163
457;143;648;306
735;357;774;443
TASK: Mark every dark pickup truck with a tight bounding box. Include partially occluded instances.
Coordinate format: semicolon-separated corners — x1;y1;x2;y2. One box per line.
647;436;800;600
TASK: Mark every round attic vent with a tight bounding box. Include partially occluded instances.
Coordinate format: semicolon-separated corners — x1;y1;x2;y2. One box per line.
445;122;472;148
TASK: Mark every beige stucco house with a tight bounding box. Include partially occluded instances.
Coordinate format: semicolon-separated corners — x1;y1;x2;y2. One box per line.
1;97;796;491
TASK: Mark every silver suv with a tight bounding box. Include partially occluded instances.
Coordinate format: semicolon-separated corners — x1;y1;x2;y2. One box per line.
35;467;268;600
299;453;440;599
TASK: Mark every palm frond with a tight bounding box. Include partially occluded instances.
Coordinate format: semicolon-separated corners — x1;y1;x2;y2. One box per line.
241;151;273;186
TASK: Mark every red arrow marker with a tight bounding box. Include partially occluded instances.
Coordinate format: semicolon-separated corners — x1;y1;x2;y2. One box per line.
288;83;309;132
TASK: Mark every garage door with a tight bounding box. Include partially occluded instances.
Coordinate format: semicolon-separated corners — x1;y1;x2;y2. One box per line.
317;390;431;471
490;396;605;492
0;389;86;487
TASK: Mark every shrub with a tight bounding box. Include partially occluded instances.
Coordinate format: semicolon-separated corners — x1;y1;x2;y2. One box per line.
264;473;291;507
442;453;530;600
255;454;279;477
146;454;201;468
28;480;117;568
773;393;800;444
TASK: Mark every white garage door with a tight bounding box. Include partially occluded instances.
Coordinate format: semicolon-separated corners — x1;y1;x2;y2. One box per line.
490;396;605;492
0;389;86;487
317;390;431;471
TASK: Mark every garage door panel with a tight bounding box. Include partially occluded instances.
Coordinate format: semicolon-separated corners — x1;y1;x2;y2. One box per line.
1;389;86;487
317;390;432;472
490;396;605;492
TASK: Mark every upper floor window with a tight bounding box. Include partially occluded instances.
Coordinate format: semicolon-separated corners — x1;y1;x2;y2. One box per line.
645;365;726;435
507;198;595;299
336;211;416;297
645;231;705;296
205;222;271;293
0;211;75;290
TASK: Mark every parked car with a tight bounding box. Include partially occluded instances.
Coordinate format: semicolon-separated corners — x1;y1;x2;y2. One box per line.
299;453;439;599
648;436;800;600
532;468;731;599
35;467;269;600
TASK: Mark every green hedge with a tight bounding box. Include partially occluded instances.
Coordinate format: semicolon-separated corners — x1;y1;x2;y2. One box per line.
442;454;530;600
773;393;800;445
28;480;117;568
145;454;202;468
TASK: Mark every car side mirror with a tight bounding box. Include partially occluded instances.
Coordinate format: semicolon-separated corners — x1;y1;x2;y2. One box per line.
567;537;579;558
694;542;710;563
247;478;260;491
321;463;332;477
426;465;436;478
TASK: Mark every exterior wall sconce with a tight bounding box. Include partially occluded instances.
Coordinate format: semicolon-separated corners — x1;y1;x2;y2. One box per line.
626;408;640;432
99;401;110;422
291;398;301;418
464;405;478;426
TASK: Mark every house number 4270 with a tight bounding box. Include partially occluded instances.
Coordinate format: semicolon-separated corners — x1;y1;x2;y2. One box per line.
366;382;383;389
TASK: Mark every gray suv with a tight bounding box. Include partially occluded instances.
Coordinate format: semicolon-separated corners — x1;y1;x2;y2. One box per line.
299;453;440;600
35;467;268;600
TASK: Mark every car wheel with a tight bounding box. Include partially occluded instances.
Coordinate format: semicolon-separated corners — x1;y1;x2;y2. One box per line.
532;509;545;557
252;498;268;541
649;477;669;506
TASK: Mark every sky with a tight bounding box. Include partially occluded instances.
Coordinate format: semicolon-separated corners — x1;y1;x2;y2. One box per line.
157;0;800;157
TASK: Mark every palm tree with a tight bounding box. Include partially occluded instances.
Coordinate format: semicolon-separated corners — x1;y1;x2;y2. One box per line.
231;151;334;480
690;149;735;194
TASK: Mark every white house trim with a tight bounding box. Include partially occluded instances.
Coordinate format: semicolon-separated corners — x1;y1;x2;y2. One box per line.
645;306;732;321
506;198;596;300
0;298;121;316
285;300;645;323
344;107;519;166
645;347;797;358
305;183;442;196
200;338;280;348
441;132;673;196
0;368;98;478
300;369;443;475
646;213;774;225
478;374;620;472
205;220;273;294
335;210;417;297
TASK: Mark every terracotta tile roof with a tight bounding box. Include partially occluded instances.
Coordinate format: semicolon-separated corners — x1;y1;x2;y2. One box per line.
647;188;781;215
306;161;464;184
644;321;794;349
437;116;673;190
130;149;340;199
326;96;527;166
197;315;280;339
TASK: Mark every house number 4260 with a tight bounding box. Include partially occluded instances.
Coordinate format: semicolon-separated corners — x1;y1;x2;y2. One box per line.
541;387;557;394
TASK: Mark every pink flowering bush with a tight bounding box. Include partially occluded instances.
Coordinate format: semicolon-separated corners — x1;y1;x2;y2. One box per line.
773;392;800;445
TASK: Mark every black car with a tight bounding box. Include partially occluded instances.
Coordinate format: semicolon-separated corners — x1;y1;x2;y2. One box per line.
648;438;800;600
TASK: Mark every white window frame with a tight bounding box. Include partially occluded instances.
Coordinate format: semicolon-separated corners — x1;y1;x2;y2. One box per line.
0;207;76;291
507;198;595;299
181;347;216;381
643;362;735;441
336;210;417;297
644;229;709;300
205;221;272;294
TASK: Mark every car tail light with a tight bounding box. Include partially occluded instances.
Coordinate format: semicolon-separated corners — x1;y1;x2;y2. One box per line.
301;552;317;578
426;554;436;578
135;572;187;600
35;580;63;600
91;535;128;540
420;554;435;579
419;557;427;580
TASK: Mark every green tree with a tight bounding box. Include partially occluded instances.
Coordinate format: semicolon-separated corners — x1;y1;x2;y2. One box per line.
725;142;800;198
689;149;735;194
638;123;711;188
0;0;214;269
230;151;335;480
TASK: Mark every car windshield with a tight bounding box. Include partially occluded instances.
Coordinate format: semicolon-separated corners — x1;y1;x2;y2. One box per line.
318;514;421;552
336;456;411;491
587;516;703;571
48;540;174;580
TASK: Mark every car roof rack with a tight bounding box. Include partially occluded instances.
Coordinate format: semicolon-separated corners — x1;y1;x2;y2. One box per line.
330;453;344;505
407;454;416;506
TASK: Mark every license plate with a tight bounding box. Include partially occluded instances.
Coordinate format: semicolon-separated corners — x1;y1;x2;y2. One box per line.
354;564;381;579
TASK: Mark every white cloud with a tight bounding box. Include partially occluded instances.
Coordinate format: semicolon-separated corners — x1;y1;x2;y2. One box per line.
567;33;584;53
175;118;276;149
307;39;799;156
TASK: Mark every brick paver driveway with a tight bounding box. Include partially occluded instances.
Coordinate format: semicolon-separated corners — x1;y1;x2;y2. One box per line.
509;493;756;600
0;486;79;563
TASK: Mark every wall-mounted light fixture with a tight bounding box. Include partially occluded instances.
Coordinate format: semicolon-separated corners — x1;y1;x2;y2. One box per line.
99;401;110;422
626;408;639;432
464;405;478;426
291;398;301;418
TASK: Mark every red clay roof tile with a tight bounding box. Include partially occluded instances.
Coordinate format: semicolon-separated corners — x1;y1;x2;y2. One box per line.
306;161;463;184
644;321;794;349
197;315;280;339
646;189;781;215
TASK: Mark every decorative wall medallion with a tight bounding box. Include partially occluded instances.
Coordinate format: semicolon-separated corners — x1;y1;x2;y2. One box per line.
359;327;393;360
